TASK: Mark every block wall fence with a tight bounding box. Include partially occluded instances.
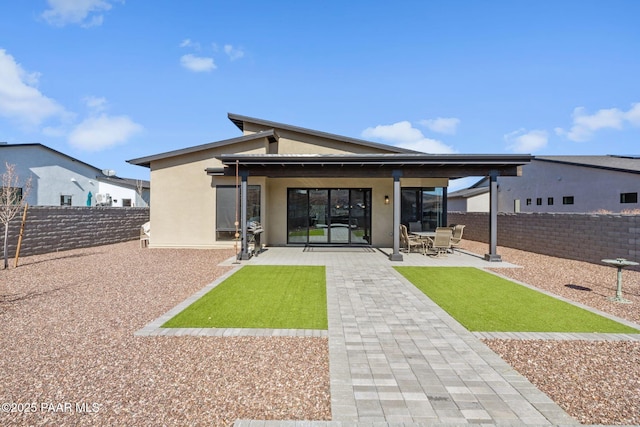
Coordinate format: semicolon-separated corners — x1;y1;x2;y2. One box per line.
3;207;638;269
448;212;640;270
2;206;149;259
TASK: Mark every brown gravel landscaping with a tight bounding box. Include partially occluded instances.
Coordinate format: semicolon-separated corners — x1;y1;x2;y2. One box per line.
0;242;330;426
461;240;640;426
2;239;640;426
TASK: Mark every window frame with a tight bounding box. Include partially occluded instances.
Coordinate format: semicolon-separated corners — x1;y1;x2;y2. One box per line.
620;192;638;204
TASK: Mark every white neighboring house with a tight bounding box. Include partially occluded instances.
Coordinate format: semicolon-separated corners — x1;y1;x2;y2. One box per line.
449;155;640;213
447;177;490;212
0;142;150;207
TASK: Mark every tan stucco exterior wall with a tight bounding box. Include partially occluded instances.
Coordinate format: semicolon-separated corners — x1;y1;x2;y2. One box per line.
148;139;267;248
243;123;392;154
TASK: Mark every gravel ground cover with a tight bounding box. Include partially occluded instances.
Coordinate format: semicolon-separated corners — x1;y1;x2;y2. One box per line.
461;240;640;425
3;239;639;426
0;242;330;427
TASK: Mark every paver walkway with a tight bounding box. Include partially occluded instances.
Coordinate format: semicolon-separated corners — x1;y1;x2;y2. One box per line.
139;247;640;426
235;248;580;426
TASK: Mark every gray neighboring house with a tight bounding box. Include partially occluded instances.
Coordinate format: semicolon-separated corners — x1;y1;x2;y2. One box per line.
449;155;640;213
447;177;490;212
1;142;150;207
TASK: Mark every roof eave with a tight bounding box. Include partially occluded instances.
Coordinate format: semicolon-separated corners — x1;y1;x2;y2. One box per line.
227;112;421;154
127;130;279;168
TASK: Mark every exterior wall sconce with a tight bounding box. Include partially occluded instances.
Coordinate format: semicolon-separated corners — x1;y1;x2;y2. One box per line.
384;195;390;205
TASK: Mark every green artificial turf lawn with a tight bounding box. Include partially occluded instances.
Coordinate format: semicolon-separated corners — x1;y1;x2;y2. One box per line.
163;265;327;329
395;267;639;333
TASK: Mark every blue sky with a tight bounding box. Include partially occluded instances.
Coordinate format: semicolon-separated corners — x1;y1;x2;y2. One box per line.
1;1;639;189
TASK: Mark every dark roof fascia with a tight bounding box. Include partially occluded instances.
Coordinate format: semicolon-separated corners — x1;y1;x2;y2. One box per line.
1;143;103;174
534;156;640;175
127;130;279;168
227;112;420;154
217;153;532;167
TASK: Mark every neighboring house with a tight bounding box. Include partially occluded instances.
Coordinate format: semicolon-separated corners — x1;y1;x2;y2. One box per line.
498;155;640;213
128;113;529;261
447;177;490;212
1;143;150;207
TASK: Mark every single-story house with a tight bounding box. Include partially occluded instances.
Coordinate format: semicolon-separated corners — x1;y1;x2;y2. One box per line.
451;156;640;213
127;113;530;261
1;142;150;207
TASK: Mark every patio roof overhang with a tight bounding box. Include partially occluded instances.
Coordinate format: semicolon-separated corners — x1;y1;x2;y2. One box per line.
208;153;532;179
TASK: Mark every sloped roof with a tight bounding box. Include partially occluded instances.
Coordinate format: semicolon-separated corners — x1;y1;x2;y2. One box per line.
127;130;279;168
1;143;103;174
448;186;489;199
2;143;144;184
97;176;150;189
227;113;419;154
535;155;640;174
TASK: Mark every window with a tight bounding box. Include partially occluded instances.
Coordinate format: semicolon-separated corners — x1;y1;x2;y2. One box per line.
216;185;260;240
536;198;542;206
60;195;72;206
620;192;638;204
526;198;531;206
563;196;574;205
122;198;132;207
401;187;445;232
0;187;23;205
548;197;554;205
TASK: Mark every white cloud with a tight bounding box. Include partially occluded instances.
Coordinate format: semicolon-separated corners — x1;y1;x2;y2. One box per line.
419;117;460;135
362;121;455;153
625;102;640;126
224;44;245;61
555;104;640;142
41;0;120;28
180;38;201;50
83;95;108;112
0;49;69;127
180;54;216;72
504;129;548;153
69;113;143;151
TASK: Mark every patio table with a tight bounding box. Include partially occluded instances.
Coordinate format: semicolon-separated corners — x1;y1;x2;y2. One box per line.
410;231;436;239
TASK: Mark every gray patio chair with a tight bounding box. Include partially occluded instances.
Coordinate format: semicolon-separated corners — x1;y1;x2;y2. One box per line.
425;227;452;257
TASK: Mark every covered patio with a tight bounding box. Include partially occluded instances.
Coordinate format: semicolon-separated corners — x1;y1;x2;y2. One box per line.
209;153;531;262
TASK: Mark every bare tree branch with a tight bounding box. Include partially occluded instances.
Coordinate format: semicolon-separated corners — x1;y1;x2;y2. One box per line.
2;162;32;269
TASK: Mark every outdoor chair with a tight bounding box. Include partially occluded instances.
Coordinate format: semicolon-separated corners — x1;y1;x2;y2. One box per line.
450;224;465;254
425;227;452;257
400;224;425;254
140;221;150;248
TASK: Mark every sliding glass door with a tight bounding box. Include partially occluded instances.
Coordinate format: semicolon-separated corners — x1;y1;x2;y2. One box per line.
287;188;371;245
